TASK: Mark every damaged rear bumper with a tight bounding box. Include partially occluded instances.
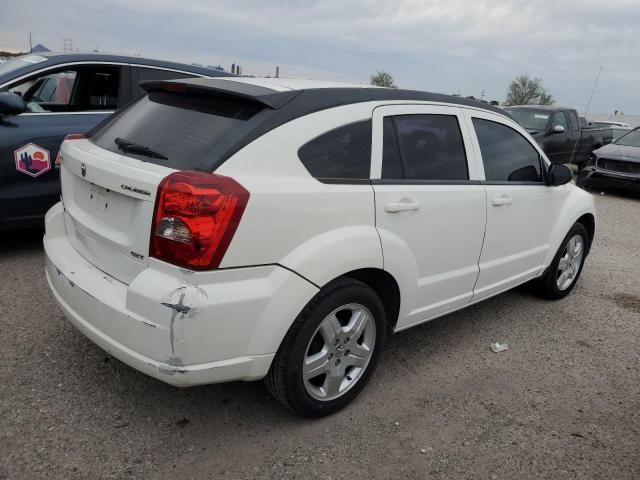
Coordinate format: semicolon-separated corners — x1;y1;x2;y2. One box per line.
43;203;318;387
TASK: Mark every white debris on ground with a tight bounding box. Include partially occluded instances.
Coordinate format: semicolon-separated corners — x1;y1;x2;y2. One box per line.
490;342;509;353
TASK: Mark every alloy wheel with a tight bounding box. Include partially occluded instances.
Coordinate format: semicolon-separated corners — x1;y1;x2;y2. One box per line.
302;303;376;401
557;234;584;290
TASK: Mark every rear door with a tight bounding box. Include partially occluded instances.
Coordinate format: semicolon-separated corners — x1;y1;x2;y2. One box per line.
371;105;486;329
0;63;130;229
465;109;569;300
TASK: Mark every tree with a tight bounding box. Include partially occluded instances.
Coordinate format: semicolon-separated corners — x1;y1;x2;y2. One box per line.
506;75;554;105
370;71;397;88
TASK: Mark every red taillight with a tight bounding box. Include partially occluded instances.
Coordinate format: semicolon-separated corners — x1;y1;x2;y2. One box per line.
64;133;86;141
163;82;188;93
150;171;250;270
56;134;86;167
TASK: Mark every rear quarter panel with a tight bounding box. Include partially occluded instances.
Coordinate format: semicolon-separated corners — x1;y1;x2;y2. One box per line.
216;102;383;287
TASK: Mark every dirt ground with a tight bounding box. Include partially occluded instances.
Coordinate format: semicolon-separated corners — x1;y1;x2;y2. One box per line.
1;192;639;480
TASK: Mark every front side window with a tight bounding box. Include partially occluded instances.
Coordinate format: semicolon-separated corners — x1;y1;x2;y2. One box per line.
298;120;372;181
473;118;542;183
9;71;77;112
382;114;468;181
6;65;119;112
553;112;568;131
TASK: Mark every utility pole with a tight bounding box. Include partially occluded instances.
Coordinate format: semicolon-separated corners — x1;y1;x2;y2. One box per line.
29;32;33;53
275;66;280;78
62;38;73;52
480;89;485;101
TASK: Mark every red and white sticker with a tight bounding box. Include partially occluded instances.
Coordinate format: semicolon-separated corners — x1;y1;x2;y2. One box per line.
14;143;51;178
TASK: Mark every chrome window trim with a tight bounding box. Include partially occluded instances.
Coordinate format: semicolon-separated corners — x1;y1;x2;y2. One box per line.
19;111;115;116
0;61;209;89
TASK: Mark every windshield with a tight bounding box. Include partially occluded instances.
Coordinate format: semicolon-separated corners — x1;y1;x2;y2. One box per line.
506;108;550;132
0;55;48;78
614;128;640;147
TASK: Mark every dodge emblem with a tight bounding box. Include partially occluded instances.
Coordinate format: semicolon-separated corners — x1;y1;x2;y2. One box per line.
81;163;87;177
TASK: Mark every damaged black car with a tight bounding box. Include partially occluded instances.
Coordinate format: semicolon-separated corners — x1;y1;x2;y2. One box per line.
577;127;640;194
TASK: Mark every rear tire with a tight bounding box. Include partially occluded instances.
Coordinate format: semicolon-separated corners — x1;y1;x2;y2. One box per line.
534;223;589;300
265;277;387;417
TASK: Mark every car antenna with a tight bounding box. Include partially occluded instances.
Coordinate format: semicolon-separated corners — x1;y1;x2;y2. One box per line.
570;65;603;168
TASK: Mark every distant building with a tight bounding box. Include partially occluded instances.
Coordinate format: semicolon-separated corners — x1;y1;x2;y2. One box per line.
31;44;50;53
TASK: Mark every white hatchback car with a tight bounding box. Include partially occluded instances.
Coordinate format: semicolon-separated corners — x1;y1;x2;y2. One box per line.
44;78;596;417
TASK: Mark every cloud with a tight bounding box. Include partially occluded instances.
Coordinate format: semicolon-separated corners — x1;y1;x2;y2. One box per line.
0;0;638;112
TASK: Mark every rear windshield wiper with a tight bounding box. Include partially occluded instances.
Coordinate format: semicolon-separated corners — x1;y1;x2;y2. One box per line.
114;137;168;160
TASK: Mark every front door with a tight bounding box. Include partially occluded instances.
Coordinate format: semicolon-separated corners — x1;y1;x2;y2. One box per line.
465;110;569;300
546;111;573;164
371;105;487;329
0;64;129;229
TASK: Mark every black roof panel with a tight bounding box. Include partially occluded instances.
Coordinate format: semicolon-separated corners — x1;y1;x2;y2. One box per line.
136;79;512;171
141;77;509;116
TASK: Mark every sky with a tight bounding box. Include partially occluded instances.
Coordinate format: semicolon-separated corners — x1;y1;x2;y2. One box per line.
1;0;638;114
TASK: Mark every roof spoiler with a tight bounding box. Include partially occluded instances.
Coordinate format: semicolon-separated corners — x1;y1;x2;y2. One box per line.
140;79;300;109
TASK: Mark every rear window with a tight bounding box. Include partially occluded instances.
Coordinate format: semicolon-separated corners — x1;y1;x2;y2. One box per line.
90;91;263;169
297;120;372;181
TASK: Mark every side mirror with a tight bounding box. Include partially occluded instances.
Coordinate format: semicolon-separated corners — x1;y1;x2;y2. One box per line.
0;92;26;116
547;163;572;186
552;125;565;134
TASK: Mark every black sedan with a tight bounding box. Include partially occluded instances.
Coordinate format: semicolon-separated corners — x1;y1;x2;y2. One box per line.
0;52;232;230
577;127;640;194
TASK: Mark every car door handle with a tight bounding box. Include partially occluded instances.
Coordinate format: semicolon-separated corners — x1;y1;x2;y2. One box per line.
384;201;421;213
491;195;513;206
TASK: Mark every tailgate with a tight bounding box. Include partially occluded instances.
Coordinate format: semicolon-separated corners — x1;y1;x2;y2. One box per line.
60;139;175;284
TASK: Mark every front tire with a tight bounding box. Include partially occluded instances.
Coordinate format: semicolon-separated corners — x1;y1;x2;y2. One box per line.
534;223;589;299
265;278;387;417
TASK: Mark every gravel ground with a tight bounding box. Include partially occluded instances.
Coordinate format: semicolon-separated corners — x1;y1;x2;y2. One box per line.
1;192;639;480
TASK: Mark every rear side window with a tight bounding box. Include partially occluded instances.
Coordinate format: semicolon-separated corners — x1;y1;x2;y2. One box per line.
382;114;468;181
472;118;542;182
298;121;372;181
90;91;263;170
